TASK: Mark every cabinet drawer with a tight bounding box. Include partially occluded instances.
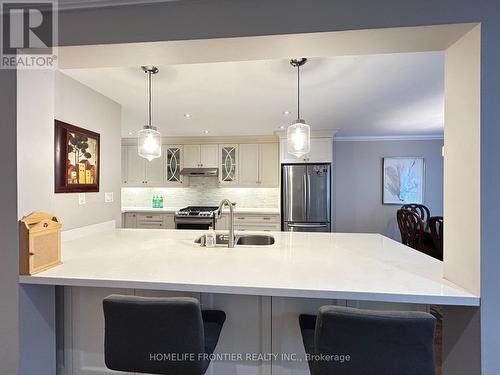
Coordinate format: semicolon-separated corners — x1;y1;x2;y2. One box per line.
136;214;164;221
235;224;280;232
136;222;164;229
234;214;280;223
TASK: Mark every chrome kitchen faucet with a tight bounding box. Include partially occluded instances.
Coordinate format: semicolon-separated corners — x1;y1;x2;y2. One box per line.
217;199;235;248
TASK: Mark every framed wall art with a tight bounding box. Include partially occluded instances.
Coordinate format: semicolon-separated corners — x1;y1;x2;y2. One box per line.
383;157;424;204
54;120;100;193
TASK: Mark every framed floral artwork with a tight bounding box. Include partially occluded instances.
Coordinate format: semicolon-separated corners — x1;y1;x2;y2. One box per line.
54;120;100;193
383;157;424;204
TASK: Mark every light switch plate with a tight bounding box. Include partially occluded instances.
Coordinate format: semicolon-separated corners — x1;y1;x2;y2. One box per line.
78;193;86;205
105;192;114;203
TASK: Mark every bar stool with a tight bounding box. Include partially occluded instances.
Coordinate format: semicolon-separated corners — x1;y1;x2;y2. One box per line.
103;295;226;375
299;306;436;375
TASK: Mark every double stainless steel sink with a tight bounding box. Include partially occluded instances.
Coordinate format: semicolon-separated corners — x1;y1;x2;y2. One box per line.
195;233;275;246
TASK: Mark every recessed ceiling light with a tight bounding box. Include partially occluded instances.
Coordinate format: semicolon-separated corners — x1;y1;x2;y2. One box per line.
128;131;133;135
184;113;192;118
283;111;290;115
203;130;209;134
279;125;285;130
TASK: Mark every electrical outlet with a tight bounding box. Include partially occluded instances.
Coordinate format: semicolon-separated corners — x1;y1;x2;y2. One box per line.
78;193;86;205
105;192;114;203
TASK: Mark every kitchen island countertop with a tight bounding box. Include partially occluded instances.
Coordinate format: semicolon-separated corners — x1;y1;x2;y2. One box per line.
19;229;478;306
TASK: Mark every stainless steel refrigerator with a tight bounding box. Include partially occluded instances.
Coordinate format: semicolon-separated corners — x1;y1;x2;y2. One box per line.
281;164;331;232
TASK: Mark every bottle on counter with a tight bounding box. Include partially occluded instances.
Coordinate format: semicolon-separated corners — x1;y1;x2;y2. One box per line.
205;229;216;248
159;195;164;208
152;195;158;208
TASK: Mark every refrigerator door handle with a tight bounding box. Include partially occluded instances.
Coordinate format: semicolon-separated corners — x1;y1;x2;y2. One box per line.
304;174;308;219
287;223;328;228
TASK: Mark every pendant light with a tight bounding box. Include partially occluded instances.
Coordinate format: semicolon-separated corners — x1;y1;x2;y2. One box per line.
138;66;161;161
287;58;311;158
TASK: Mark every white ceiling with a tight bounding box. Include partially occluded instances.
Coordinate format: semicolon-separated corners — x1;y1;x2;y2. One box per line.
62;51;444;138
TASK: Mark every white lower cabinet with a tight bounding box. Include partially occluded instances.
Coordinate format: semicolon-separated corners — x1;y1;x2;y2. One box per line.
123;212;175;229
271;297;341;375
215;213;280;232
62;286;134;375
60;288;427;375
201;293;272;375
234;213;281;232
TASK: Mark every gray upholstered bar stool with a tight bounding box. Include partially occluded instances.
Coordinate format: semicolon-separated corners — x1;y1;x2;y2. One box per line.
103;295;226;375
299;306;436;375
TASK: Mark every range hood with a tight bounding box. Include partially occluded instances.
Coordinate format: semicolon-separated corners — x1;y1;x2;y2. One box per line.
180;167;219;177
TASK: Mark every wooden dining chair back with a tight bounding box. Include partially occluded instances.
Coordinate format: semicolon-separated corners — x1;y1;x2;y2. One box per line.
397;209;425;251
429;216;444;260
401;204;431;224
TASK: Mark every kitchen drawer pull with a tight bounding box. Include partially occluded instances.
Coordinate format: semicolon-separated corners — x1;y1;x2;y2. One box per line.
263;217;271;220
288;223;327;228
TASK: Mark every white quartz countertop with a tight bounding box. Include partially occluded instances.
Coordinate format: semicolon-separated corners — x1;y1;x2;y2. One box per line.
122;207;281;214
19;229;478;306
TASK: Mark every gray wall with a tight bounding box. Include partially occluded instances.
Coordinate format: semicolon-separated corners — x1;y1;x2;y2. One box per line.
16;71;122;230
333;139;443;240
2;1;500;374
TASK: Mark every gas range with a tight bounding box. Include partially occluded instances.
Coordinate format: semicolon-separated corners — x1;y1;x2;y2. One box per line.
175;206;219;218
174;206;219;230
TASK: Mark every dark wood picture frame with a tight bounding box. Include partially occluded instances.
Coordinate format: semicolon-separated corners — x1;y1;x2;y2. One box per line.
54;120;100;193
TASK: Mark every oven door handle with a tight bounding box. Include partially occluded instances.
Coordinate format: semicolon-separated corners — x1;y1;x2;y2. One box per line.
174;217;214;225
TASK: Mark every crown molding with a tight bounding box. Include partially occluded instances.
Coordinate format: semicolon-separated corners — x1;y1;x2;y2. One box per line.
122;134;279;146
333;134;444;142
274;129;338;139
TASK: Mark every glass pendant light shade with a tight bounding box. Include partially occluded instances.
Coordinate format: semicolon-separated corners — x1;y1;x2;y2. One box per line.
287;119;310;157
287;58;311;158
138;66;161;161
138;125;161;161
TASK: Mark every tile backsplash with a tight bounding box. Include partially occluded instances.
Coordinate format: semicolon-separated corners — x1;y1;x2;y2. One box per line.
122;177;280;208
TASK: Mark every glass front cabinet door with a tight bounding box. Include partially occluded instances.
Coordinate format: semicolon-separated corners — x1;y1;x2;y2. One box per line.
165;146;183;184
219;145;238;184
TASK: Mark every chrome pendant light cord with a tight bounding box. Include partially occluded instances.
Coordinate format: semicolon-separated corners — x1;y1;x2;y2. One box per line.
297;64;300;120
148;70;152;126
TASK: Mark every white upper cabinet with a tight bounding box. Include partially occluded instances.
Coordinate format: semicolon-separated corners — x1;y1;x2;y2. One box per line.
183;144;218;168
121;146;128;184
219;145;238;184
122;140;279;188
239;144;259;185
280;137;333;163
165;145;183;184
239;143;279;187
125;145;146;185
144;152;165;186
200;144;218;168
259;143;279;186
183;144;201;168
122;145;165;186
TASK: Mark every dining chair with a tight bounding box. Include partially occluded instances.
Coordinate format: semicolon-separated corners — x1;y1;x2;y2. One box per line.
397;208;426;251
299;305;437;375
401;203;431;224
429;216;444;261
103;295;226;375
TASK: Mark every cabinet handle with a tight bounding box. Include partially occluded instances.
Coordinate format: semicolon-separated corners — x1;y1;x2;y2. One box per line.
237;217;245;220
146;215;153;218
263;217;270;220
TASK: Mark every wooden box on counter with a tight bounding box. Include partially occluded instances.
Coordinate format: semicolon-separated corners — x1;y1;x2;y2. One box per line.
19;212;62;275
